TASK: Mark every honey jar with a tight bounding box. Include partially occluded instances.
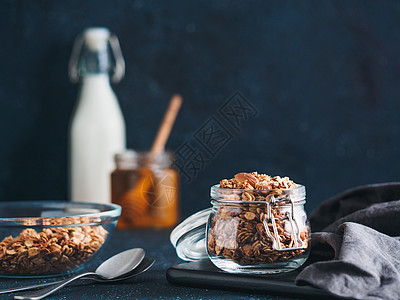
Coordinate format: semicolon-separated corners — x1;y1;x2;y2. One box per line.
111;150;179;228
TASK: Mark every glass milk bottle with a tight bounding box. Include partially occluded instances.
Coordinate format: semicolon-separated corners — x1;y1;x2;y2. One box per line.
68;27;126;203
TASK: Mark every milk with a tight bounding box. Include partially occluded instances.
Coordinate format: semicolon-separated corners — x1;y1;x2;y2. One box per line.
69;28;126;203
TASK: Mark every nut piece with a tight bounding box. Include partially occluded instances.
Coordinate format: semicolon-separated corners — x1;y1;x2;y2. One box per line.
234;173;259;188
242;192;255;201
244;212;256;220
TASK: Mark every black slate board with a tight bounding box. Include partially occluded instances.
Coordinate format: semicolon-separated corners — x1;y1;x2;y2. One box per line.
167;260;336;299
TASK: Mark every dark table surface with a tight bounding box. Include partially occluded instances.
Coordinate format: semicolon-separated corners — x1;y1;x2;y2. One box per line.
0;229;309;299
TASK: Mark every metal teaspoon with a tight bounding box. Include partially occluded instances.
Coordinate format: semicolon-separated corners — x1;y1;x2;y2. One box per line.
13;247;146;299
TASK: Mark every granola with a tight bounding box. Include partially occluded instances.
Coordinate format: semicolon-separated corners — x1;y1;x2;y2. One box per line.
219;171;298;190
0;223;107;275
208;172;308;266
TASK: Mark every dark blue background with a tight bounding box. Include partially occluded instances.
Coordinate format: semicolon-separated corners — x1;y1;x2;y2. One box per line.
1;0;399;218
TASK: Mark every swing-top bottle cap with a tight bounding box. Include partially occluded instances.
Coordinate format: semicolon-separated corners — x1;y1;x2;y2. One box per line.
69;27;125;83
83;27;110;52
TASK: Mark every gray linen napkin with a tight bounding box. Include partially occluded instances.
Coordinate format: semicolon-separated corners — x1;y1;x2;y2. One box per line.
295;183;400;300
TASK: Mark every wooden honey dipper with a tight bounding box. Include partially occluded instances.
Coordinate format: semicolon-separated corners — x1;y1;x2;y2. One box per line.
150;94;183;154
119;95;182;227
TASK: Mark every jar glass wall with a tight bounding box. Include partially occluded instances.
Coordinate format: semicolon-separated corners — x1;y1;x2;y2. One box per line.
207;185;310;274
111;150;179;228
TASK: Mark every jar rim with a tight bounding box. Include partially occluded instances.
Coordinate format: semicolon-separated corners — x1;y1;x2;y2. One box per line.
210;184;306;203
210;199;306;206
114;150;174;169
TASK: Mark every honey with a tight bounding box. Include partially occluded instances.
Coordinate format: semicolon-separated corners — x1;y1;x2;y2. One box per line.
111;150;179;228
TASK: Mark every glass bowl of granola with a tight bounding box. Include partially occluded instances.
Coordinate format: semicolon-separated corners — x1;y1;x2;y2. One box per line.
207;172;310;274
0;201;120;277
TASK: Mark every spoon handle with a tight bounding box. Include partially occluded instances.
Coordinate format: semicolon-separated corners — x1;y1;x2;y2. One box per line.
0;281;62;295
14;272;95;300
0;276;98;295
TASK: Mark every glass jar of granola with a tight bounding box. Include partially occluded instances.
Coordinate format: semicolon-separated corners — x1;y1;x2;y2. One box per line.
207;172;310;274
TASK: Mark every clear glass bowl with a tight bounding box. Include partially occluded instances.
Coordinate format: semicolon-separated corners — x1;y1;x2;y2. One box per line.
0;201;121;278
207;185;310;274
